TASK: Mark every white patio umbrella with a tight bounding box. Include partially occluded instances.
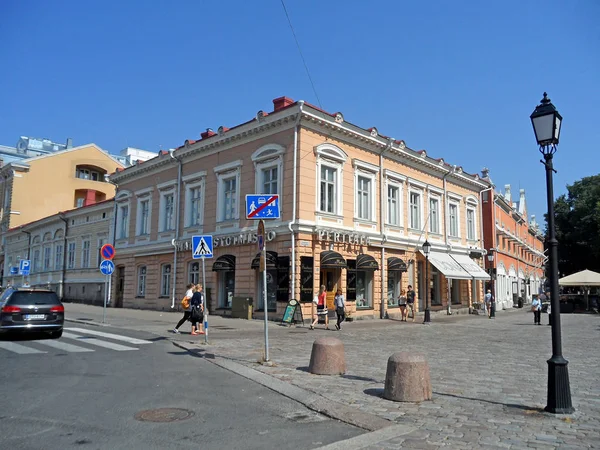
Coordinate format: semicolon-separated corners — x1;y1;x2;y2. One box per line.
559;269;600;310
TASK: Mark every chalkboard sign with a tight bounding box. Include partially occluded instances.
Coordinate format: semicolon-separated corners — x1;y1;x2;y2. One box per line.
281;299;303;326
300;257;314;303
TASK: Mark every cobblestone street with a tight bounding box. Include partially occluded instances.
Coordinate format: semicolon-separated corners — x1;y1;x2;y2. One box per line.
209;309;600;449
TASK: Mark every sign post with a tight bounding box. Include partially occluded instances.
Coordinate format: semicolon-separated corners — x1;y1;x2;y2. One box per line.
246;194;279;363
100;259;115;323
19;260;31;286
192;235;213;345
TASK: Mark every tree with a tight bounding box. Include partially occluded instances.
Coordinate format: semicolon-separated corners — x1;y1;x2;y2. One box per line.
549;174;600;276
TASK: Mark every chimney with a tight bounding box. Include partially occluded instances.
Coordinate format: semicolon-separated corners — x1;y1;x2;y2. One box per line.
200;128;216;140
66;138;73;148
272;96;294;112
518;188;526;215
504;184;511;203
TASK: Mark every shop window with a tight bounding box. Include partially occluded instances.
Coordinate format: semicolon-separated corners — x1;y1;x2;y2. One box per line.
160;264;171;297
258;269;277;312
387;271;402;307
137;266;146;297
431;267;442;305
355;270;373;309
451;279;461;304
300;257;314;302
346;260;356;301
219;271;235;308
277;256;290;302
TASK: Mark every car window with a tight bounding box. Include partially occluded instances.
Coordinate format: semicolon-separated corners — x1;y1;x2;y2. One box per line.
0;288;15;302
7;291;61;306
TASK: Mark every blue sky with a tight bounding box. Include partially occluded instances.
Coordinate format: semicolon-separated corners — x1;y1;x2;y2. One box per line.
1;0;598;221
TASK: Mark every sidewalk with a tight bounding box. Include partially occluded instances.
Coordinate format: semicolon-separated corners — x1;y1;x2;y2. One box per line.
65;303;600;448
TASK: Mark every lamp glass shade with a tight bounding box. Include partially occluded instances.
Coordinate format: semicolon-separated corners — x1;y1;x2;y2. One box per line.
487;253;494;262
530;92;562;146
422;240;431;256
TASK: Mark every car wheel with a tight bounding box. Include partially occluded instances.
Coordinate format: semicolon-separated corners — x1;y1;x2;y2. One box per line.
50;329;63;339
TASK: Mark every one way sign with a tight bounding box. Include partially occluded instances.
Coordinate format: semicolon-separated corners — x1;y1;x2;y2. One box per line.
192;235;213;259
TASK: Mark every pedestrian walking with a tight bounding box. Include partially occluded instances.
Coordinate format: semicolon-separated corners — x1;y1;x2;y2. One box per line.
484;289;492;317
334;288;345;330
190;284;205;335
486;290;496;319
547;294;552;326
173;283;194;334
406;285;416;322
398;289;408;321
531;295;542;325
310;285;329;330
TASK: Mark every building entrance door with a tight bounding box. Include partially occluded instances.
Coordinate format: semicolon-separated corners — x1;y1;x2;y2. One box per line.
320;269;339;319
115;266;125;308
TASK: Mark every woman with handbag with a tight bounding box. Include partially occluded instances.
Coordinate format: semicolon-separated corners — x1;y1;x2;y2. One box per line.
310;285;329;330
173;283;194;334
190;285;205;335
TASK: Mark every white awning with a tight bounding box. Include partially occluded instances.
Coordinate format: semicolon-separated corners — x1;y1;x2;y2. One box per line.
420;250;472;280
450;254;491;281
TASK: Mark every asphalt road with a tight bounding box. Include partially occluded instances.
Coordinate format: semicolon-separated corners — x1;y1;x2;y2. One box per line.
0;326;361;450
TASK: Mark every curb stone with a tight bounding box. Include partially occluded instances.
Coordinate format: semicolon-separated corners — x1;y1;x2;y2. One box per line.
65;318;112;327
173;341;402;433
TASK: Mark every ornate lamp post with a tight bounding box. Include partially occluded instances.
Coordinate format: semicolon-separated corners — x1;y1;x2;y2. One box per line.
422;240;431;324
530;92;574;414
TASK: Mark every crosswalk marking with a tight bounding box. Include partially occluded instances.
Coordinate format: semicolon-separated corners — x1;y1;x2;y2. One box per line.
66;327;153;345
62;332;138;351
0;341;47;355
33;339;94;353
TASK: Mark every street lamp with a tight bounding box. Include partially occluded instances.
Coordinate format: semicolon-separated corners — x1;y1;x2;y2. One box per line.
422;240;431;324
530;92;573;414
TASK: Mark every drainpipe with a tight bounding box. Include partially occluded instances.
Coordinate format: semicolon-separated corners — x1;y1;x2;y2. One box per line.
170;151;183;309
380;137;394;319
479;184;494;307
288;100;304;303
442;166;455;315
58;214;68;300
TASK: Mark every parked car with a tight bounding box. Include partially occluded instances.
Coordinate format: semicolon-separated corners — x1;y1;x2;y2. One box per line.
0;287;64;338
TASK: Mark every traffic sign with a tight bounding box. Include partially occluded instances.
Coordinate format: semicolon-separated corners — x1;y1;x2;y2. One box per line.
192;235;213;259
100;243;116;260
100;259;115;275
246;194;280;219
257;220;265;252
10;267;18;275
19;260;31;276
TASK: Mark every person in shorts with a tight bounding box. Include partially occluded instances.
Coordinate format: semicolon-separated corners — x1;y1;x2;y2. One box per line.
310;285;329;330
406;285;416;322
398;289;408;321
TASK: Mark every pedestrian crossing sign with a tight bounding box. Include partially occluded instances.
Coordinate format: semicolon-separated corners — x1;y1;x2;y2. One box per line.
192;235;213;259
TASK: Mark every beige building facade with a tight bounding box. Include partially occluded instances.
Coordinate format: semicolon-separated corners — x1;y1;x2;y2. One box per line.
2;200;114;303
110;97;491;320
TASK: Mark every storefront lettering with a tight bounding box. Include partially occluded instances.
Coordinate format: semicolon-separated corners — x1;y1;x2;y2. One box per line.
316;229;371;246
171;231;276;251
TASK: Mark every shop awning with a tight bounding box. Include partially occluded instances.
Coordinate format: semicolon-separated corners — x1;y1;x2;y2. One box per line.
450;254;490;281
251;251;278;269
420;250;471;280
320;251;347;269
212;254;236;272
387;257;407;272
357;254;379;271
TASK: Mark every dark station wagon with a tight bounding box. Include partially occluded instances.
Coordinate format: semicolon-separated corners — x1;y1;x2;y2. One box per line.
0;288;64;338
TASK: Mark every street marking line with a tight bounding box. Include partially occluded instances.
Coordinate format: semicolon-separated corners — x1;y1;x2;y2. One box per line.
0;341;47;355
62;332;138;351
33;339;95;353
65;327;153;345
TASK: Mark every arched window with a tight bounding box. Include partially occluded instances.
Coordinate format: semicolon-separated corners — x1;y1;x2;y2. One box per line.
188;261;200;285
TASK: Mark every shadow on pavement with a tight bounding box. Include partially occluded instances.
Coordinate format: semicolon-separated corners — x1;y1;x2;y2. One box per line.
0;332;55;341
364;388;384;397
435;391;544;413
342;374;380;382
296;366;310;373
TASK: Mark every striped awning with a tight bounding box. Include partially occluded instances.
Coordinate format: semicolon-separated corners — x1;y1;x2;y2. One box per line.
356;254;379;271
212;254;236;272
320;251;347;269
251;251;278;269
388;257;408;272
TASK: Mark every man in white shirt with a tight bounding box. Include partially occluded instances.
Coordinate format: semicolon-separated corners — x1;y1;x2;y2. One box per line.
484;289;492;317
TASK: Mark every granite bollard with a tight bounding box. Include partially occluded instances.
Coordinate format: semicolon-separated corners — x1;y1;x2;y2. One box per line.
384;352;432;402
308;337;346;375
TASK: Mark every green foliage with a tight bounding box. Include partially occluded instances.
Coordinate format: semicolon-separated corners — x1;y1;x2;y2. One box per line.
551;174;600;275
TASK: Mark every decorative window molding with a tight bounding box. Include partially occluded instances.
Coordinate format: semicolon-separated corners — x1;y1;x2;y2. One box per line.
427;185;444;195
314;143;348;164
384;169;407;183
182;171;207;184
465;195;479;206
215;162;242;222
352;159;379;174
408;178;427;190
156;180;177;191
134;187;154;197
251;144;285;164
213;159;243;174
115;190;132;201
448;191;463;202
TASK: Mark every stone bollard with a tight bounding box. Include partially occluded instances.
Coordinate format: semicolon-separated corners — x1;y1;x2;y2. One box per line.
308;337;346;375
384;352;432;402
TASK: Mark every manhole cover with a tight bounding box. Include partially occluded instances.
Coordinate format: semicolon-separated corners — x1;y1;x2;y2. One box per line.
134;408;194;423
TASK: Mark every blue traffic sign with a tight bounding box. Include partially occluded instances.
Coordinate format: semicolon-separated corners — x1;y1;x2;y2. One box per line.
10;267;18;275
246;194;280;219
100;244;115;260
99;259;115;275
19;260;31;276
192;235;213;259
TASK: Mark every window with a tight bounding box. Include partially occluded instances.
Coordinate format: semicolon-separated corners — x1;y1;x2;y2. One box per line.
356;176;371;220
138;200;150;235
43;246;52;271
467;208;476;240
55;244;63;270
76;198;84;208
188;261;200;285
117;204;129;239
137;266;147;297
160;193;175;231
387;185;400;226
429;197;440;234
82;240;90;268
320;166;337;213
409;191;422;229
355;271;374;309
67;242;76;269
214;160;242;223
77;168;90;180
223;178;236;221
262;167;278;194
449;203;459;237
160;264;171;297
33;249;40;272
97;238;106;266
